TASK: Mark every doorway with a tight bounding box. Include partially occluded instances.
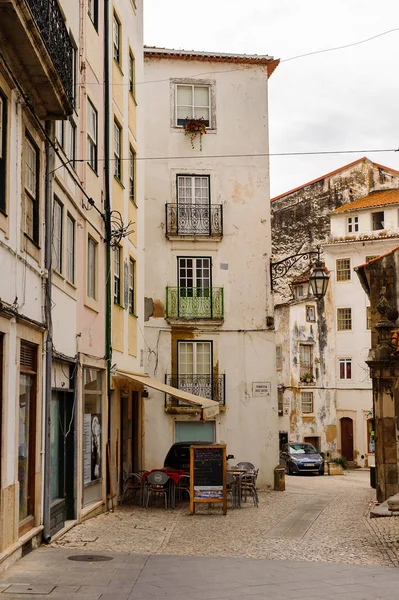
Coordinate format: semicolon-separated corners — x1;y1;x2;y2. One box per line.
340;417;354;461
121;392;140;487
304;436;320;451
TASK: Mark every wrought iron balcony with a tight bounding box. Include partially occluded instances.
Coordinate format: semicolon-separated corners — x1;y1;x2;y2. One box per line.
26;0;73;103
166;204;223;237
0;0;73;116
166;287;224;320
165;374;226;408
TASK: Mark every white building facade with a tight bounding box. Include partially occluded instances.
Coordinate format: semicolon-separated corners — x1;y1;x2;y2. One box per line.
143;48;280;487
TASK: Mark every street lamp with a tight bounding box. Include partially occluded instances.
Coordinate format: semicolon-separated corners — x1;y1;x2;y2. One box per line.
270;245;330;300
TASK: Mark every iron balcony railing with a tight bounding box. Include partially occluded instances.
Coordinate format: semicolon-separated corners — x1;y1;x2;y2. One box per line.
166;203;223;237
166;287;224;319
165;374;226;408
27;0;74;103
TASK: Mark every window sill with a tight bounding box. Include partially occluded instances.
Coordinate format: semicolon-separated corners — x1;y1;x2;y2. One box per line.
129;312;138;318
87;162;99;177
129;197;138;207
0;206;7;218
113;301;124;309
113;60;124;76
114;176;125;189
129;92;137;106
24;232;40;250
85;296;99;313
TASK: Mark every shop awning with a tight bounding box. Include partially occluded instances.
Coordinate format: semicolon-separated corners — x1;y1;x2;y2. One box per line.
113;370;220;419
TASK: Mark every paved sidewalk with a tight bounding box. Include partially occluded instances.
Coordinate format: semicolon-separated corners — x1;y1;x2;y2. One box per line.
1;547;399;600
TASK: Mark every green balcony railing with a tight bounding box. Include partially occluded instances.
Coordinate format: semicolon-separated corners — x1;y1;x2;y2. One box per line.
166;287;224;319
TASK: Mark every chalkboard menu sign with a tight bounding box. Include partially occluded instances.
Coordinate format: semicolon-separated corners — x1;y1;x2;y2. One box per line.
190;445;227;515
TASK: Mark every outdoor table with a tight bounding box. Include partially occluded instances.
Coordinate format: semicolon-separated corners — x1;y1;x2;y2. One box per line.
227;468;248;508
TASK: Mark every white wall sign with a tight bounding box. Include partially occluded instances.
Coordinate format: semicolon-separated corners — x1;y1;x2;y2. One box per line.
252;382;271;397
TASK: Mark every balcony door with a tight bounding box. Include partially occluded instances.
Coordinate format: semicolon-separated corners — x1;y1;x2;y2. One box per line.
178;257;211;317
177;175;210;235
178;341;212;398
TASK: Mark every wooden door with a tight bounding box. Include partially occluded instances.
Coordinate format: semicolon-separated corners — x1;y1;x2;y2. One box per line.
340;417;354;461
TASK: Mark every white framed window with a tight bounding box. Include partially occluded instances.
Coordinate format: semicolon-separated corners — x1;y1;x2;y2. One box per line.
366;255;378;263
306;305;316;322
301;392;313;414
178;341;212;377
293;284;304;299
177;175;210;205
129;146;135;201
66;214;75;284
66;119;76;167
87;236;97;299
114;246;121;304
336;258;351;282
24;136;39;244
88;0;98;30
87;100;97;172
339;358;352;380
114;120;121;180
176;84;211;127
347;216;359;233
128;257;135;314
276;345;282;370
55;120;64;148
299;344;313;379
113;13;120;64
372;211;384;231
337;308;352;331
178;257;210;297
129;51;135;97
52;198;63;273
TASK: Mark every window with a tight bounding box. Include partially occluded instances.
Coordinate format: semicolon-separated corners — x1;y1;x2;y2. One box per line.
177;175;209;205
128;258;135;314
337;308;352;331
366;306;371;330
113;13;120;64
114;120;121;180
19;342;37;524
306;305;316;322
299;344;313;379
114;246;121;304
276;345;282;370
176;84;210;127
87;100;98;172
178;341;212;396
339;358;352;380
278;389;284;416
66;214;75;284
336;258;351;282
366;255;377;263
88;0;98;30
301;392;313;414
129;51;135;97
24;135;39;244
52;198;63;273
87;236;97;299
0;91;7;214
372;211;384;231
347;216;359;233
129;146;135;200
178;257;210;297
55;120;64;149
293;284;304;299
66;119;76;167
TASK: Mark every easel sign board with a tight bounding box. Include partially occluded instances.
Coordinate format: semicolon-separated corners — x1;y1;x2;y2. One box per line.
190;445;227;515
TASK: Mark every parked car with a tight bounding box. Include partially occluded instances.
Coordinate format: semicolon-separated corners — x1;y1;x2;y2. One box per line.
280;442;324;475
164;442;234;472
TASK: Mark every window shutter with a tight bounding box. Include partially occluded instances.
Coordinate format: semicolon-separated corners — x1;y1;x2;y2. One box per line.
20;342;37;373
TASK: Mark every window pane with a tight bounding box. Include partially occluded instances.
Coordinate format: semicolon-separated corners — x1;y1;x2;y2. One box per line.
177;106;192;122
177;86;192;105
194;107;209;122
66;215;75;283
194;86;209;106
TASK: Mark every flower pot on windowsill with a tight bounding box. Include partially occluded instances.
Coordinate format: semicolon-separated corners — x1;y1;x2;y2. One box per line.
183;117;207;150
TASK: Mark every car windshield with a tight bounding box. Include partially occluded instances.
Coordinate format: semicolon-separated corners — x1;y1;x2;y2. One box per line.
289;444;317;455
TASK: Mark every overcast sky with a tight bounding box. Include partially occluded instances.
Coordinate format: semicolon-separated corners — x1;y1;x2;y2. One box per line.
144;0;399;197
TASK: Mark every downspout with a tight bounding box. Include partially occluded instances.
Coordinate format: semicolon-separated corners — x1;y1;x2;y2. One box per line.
43;120;53;543
104;0;113;507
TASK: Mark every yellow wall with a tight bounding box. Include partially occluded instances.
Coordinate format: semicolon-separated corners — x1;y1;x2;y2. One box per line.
112;304;124;352
128;313;137;356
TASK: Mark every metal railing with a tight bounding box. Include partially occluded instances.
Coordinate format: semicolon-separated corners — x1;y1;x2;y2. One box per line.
166;204;223;237
166;287;224;319
165;374;226;407
27;0;74;103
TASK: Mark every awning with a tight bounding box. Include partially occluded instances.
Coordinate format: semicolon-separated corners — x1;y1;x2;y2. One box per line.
113;370;220;419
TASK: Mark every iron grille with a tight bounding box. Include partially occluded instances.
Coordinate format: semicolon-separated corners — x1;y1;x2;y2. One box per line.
165;374;225;407
166;204;223;237
166;287;224;319
26;0;74;103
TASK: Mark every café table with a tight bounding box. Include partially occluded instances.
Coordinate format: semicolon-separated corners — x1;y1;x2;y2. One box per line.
227;467;247;508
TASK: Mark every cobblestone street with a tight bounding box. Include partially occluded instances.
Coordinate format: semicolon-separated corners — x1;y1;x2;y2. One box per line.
53;470;399;567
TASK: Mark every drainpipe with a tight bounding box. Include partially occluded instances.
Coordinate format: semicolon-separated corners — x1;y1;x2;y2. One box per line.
104;0;113;507
43;120;53;543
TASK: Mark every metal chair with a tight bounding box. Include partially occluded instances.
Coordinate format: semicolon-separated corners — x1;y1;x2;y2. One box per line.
175;474;190;504
121;472;142;505
145;471;171;509
240;468;259;507
236;461;256;471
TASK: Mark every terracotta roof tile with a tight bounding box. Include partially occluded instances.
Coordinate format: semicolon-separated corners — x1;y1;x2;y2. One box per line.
332;189;399;214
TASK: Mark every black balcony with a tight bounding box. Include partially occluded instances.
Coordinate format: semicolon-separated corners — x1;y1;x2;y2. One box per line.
165;374;226;408
166;203;223;237
27;0;74;104
0;0;73;117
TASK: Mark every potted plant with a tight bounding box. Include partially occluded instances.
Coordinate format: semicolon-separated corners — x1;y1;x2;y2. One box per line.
327;456;348;475
300;372;314;384
183;117;207;150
